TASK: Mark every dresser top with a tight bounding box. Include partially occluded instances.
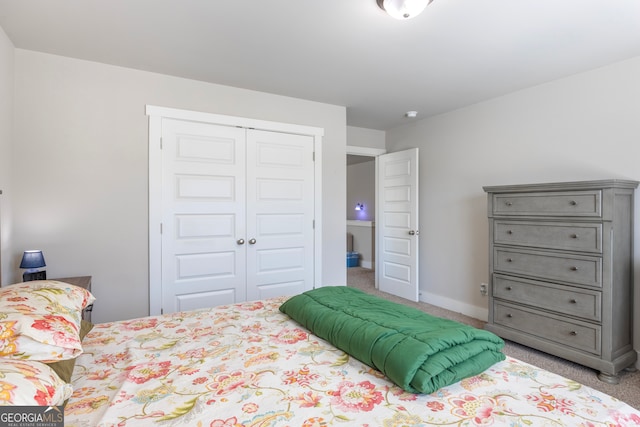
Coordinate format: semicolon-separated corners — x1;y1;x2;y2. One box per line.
483;179;639;193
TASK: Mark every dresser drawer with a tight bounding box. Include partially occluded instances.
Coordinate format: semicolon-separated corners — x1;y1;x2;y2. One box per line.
494;302;601;355
493;274;601;321
492;190;601;217
494;247;602;287
494;221;602;253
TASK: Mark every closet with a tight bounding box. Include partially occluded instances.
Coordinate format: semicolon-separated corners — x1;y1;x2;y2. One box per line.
147;107;323;315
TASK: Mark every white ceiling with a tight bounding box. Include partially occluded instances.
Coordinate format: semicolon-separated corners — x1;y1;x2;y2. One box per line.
1;0;639;130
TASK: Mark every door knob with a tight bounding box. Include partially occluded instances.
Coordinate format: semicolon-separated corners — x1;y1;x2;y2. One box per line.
409;230;415;235
237;239;245;245
249;238;257;245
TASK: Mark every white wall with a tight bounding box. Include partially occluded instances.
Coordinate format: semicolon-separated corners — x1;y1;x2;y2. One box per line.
347;160;375;221
0;26;13;286
347;126;385;149
347;222;375;269
345;125;383;269
346;126;383;221
12;49;347;322
386;56;640;357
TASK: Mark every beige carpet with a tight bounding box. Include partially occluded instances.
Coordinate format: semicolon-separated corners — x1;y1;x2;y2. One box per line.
347;267;640;410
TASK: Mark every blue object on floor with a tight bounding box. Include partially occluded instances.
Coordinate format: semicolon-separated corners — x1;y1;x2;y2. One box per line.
347;251;359;268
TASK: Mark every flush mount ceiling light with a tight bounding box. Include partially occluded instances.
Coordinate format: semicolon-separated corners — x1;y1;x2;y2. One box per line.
377;0;434;19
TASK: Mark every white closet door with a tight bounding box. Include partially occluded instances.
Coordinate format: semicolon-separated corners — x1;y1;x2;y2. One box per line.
245;130;315;301
161;119;247;313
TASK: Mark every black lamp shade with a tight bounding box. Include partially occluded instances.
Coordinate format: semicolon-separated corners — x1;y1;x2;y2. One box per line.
20;250;46;270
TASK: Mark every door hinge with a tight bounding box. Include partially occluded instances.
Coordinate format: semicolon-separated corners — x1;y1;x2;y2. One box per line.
161;308;164;315
160;223;163;234
312;152;315;161
313;219;315;229
160;137;163;149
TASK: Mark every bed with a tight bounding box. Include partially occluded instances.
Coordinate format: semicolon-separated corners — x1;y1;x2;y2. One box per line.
2;281;640;426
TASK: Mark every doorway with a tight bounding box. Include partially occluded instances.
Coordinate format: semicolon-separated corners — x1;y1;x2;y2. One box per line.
346;146;385;289
346;146;420;302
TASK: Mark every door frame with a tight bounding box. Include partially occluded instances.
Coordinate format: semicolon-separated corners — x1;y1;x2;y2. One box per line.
147;105;324;315
346;145;386;288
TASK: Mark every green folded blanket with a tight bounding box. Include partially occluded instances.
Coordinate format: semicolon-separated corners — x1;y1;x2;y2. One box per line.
279;286;505;394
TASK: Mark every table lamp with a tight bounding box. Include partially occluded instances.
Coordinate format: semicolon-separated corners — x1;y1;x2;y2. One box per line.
20;250;47;282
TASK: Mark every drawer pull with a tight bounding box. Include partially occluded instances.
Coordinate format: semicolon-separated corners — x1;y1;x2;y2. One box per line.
505;201;513;206
506;230;513;235
506;314;513;318
505;286;512;291
570;266;578;271
569;331;578;336
570;234;579;239
506;258;513;262
570;299;577;304
569;200;578;206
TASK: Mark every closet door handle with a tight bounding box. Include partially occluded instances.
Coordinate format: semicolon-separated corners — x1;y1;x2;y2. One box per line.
249;238;257;245
237;239;245;245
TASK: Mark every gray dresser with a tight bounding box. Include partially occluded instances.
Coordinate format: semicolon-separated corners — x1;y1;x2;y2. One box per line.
483;180;638;383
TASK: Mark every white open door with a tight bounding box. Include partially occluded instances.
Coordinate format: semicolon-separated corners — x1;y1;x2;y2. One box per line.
377;148;419;301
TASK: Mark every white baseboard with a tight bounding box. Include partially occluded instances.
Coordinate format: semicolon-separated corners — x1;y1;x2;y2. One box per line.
360;260;373;269
419;290;488;322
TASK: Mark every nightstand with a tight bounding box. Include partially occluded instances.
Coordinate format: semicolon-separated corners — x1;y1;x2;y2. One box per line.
53;276;93;322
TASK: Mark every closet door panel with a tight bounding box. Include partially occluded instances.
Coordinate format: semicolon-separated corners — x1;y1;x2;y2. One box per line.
245;130;315;301
161;119;247;313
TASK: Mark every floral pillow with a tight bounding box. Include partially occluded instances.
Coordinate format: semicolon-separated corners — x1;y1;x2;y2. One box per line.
0;359;73;406
0;280;95;313
0;314;83;362
0;281;95;362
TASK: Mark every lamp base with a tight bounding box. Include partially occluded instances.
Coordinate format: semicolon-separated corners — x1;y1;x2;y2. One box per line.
23;270;46;282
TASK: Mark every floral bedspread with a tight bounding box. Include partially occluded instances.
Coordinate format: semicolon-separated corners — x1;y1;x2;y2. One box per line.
65;296;640;426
